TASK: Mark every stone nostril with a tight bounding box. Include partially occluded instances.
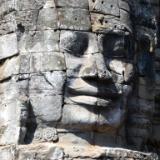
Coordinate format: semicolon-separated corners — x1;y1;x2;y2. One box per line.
98;69;112;80
79;66;98;79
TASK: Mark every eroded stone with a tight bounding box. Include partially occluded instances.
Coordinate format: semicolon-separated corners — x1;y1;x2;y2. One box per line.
0;56;19;81
55;0;89;9
29;71;66;94
89;0;120;16
0;33;18;60
29;93;63;123
19;30;59;53
58;8;91;31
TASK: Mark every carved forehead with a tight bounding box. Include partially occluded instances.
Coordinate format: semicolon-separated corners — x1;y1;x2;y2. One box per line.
41;0;132;35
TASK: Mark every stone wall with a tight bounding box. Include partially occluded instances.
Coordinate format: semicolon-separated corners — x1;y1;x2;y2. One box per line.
0;0;159;159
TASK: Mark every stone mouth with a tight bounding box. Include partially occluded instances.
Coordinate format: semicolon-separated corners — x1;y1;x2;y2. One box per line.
66;82;132;107
66;95;114;107
66;85;123;99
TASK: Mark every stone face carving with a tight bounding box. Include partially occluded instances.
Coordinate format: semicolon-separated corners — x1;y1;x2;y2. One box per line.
0;0;159;159
62;31;134;134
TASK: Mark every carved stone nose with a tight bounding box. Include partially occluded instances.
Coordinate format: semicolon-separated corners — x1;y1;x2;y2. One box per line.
79;54;112;80
79;54;98;79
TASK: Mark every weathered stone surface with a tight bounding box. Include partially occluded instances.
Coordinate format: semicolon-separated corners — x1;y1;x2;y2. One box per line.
37;8;58;30
0;12;17;35
20;52;66;73
94;132;124;147
119;0;130;12
29;93;63;123
0;100;21;145
16;10;38;31
0;144;156;160
19;30;60;53
0;56;19;81
66;78;98;96
107;59;134;82
89;0;120;16
58;8;91;31
60;31;99;55
17;0;46;11
32;127;58;143
64;54;85;77
29;71;65;94
0;33;18;60
61;104;97;129
128;97;154;115
155;72;160;85
55;0;89;9
0;0;17;16
30;52;66;72
0;0;159;158
19;54;30;74
0;145;16;160
0;76;29;145
91;13;132;33
127;127;151;139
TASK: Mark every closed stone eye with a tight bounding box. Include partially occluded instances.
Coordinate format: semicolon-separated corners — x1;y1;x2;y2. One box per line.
60;31;89;56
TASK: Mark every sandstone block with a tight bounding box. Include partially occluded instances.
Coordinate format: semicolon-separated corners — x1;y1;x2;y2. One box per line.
91;13;131;33
0;56;19;81
19;54;30;74
19;30;59;53
58;8;91;31
16;10;39;31
65;78;98;96
29;71;65;95
29;94;63;123
17;0;46;11
30;52;66;72
61;104;97;129
55;0;89;9
0;33;18;60
0;100;22;145
0;12;17;35
119;0;130;12
0;0;17;16
89;0;120;16
60;31;99;55
0;146;16;160
37;8;58;30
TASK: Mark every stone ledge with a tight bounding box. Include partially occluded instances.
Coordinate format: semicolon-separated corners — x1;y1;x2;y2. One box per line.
0;143;158;160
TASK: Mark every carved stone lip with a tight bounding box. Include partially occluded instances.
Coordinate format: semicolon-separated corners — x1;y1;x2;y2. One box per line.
67;95;113;107
67;86;122;98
